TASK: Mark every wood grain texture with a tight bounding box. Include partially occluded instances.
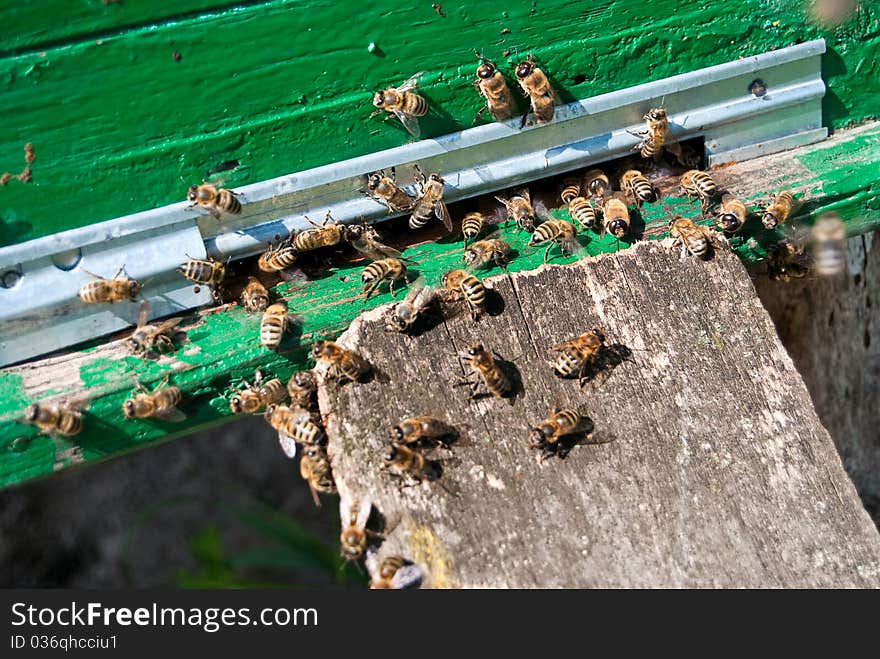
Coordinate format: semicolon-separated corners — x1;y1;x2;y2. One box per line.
318;240;880;588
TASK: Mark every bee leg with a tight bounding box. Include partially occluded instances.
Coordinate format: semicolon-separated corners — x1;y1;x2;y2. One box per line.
543;243;554;263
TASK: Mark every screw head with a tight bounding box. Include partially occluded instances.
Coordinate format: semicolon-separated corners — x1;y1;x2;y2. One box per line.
749;79;768;97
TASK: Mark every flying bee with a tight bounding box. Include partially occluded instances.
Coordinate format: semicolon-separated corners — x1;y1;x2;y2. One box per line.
265;403;324;458
368;554;423;590
766;238;811;281
495;189;536;232
410;165;452;232
583;169;611;204
287;370;318;411
260;301;293;350
186;183;241;219
300;444;335;507
601;196;630;243
23;402;82;437
461;211;487;247
551;328;606;386
126;302;181;358
123;379;185;422
339;493;374;562
629;107;668;161
567;196;599;231
668;217;720;259
78;266;142;304
473;53;514;122
559;176;582;205
463;237;512;270
386;284;439;333
761;191;797;230
456;342;512;399
390;415;457;447
292;211;344;251
240;276;269;312
441;269;487;321
680;170;719;213
343;221;404;261
714;194;748;234
229;371;287;415
515;54;554;127
177;256;225;287
371;71;428;138
810;212;847;277
383;442;441;484
312;340;371;384
528;219;579;262
619;169;657;209
361;257;408;299
258;239;298;273
364;168;414;214
530;406;590;461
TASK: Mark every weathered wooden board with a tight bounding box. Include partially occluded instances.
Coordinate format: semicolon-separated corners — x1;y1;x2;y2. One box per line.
319;240;880;588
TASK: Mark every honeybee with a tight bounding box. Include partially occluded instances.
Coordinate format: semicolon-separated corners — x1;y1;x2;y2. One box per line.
551;328;606;386
515;54;554;127
371;71;428;138
126;302;182;358
583;169;611;203
177;256;225;287
495;189;536;232
368;554;423;590
123;379;185;422
312;340;371;384
766;239;811;281
463;237;512;270
456;342;511;399
343;221;404;261
293;211;344;251
362;257;408;299
390;416;457;446
339;493;373;562
258;239;298;273
78;266;142;304
441;269;487;321
410;165;452;232
761;191;797;230
461;211;487;247
567;196;599;231
473;53;514;122
23;402;82;437
300;444;336;507
385;284;439;333
601;196;630;242
530;406;590;461
186;183;241;219
265;403;325;458
240;276;269;312
668;217;720;259
260;301;293;350
559;176;581;205
620;169;657;209
680;170;719;213
230;371;287;415
528;219;579;262
714;194;748;234
629;107;668;161
364;168;414;214
383;442;441;483
810;212;847;277
287;370;318;411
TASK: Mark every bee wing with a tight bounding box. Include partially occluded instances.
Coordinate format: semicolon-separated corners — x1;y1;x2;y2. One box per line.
352;236;404;261
364;548;380;577
396;71;425;93
136;300;151;328
155;408;187;423
394;110;421;138
355;494;373;530
278;433;298;458
389;564;424;590
338;493;352;524
434;200;453;231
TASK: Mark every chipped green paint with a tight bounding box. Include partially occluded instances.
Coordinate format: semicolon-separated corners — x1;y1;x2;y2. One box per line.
2;0;879;246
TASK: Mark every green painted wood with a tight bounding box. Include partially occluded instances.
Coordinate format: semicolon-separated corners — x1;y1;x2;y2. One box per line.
2;120;879;489
1;0;878;247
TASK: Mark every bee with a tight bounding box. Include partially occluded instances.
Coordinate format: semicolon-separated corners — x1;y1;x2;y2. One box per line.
177;256;225;287
714;194;748;234
463;237;512;270
390;416;457;446
567;196;599;231
260;301;293;350
441;269;487;321
461;211;487;248
410;165;452;232
456;342;511;399
240;276;269;312
287;370;318;411
364;168;414;214
559;176;581;205
620;169;657;209
385;284;439;333
78;266;142;304
312;340;371;384
602;196;630;242
258;239;298;273
530;406;588;461
339;493;373;562
766;239;811;281
126;302;182;358
551;328;606;386
515;54;554;127
371;71;428;138
473;53;514;122
583;169;611;203
230;372;287;415
186;183;241;219
343;221;404;261
761;191;797;230
362;257;408;299
629;107;668;161
23;402;82;437
292;211;344;252
383;442;441;483
368;554;423;590
680;170;719;213
123;379;184;421
669;217;720;259
300;444;336;507
495;189;536;232
810;212;847;277
528;219;579;262
265;403;324;458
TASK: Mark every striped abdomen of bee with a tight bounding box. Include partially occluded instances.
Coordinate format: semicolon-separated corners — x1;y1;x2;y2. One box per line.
620;170;657;208
258;242;298;272
515;56;554;127
811;214;846;276
260;302;290;350
123;386;183;420
474;59;514;122
390;415;458;446
24;403;83;436
300;444;336;506
528;219;578;262
365;170;414;213
630;108;668;160
560;177;581;205
187;184;241;218
292;213;344;251
177;257;225;286
669;217;717;259
287;370;318;410
530;408;582;447
458;343;512;399
715;195;747;234
602;198;630;239
384;442;440;482
567;196;598;231
463;238;512;270
215;188;241;215
266;404;325;446
78;268;142;304
441;269;487;321
762;191;796;229
461;212;486;246
312;340;371;384
229;387;262;414
362;258;407;299
680;170;718;211
369;555;423;590
552;329;606;385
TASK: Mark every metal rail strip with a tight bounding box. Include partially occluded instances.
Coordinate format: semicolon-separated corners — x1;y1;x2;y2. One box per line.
0;39;826;367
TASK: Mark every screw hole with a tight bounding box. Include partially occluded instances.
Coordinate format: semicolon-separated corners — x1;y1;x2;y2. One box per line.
749;79;767;97
1;266;23;289
51;247;83;271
